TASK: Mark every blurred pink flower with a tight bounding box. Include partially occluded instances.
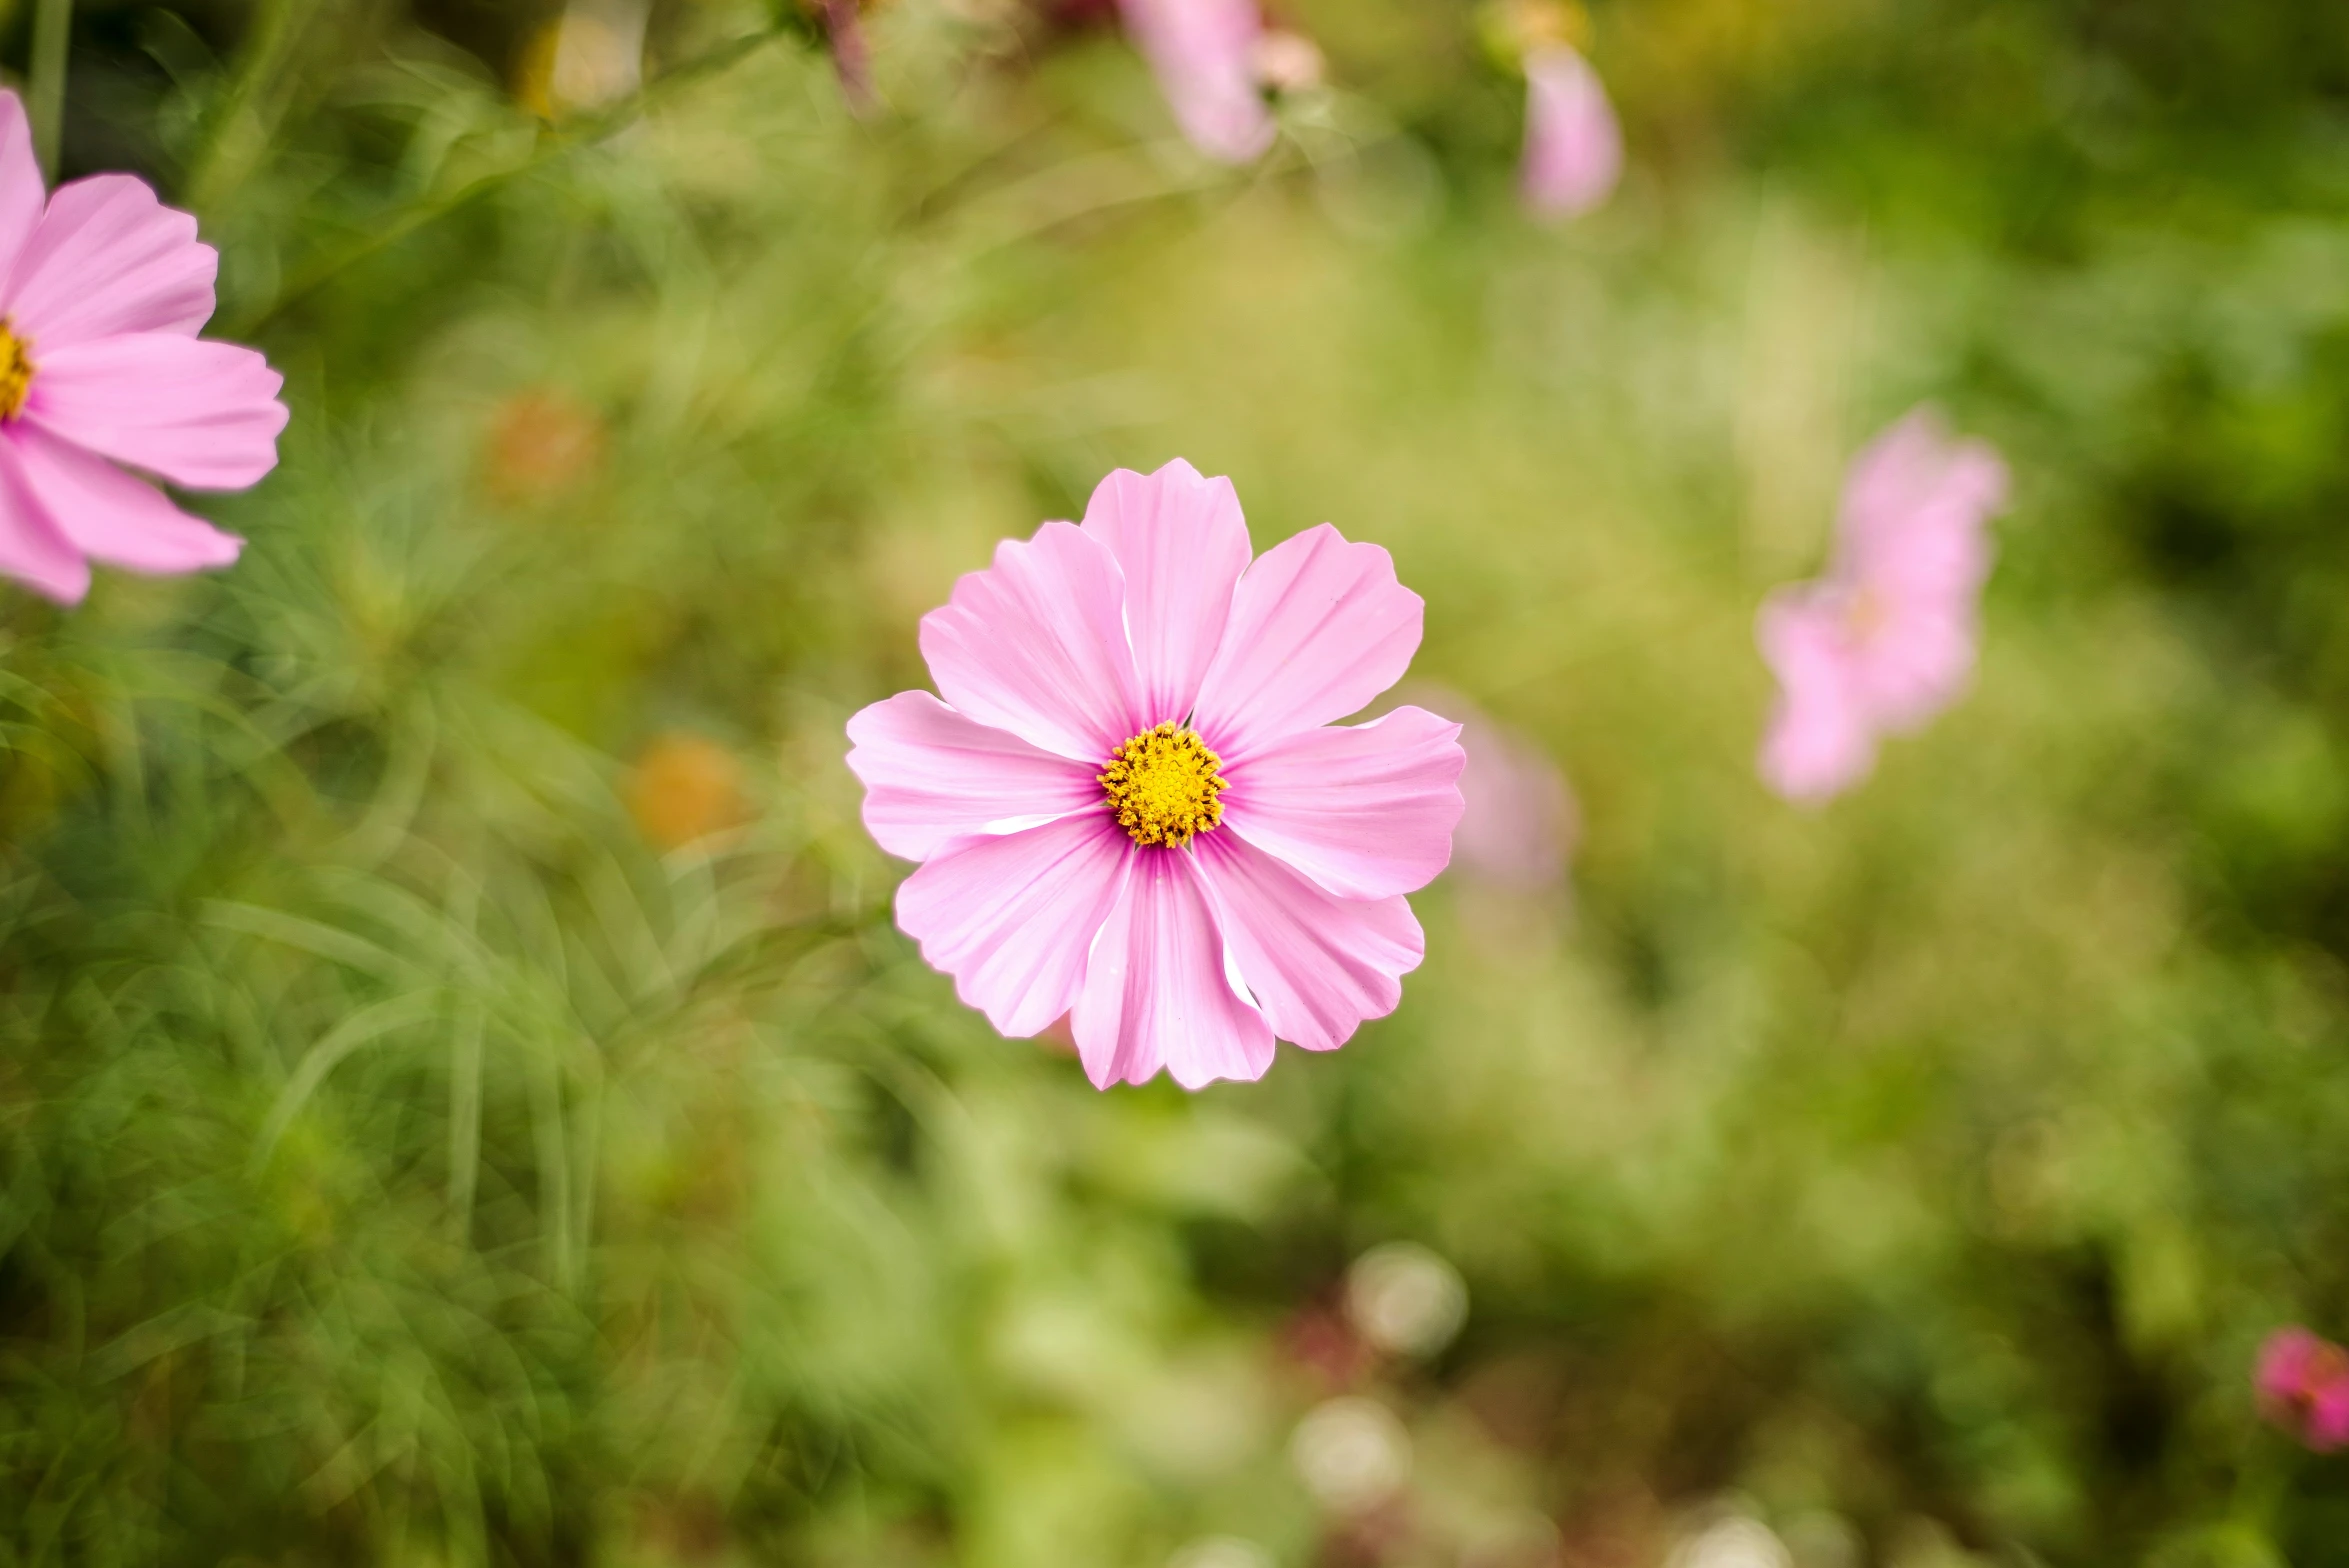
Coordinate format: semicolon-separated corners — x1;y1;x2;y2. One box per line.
0;91;286;604
1756;408;2008;803
847;459;1464;1089
1519;44;1621;219
1118;0;1277;163
819;0;877;117
2258;1326;2349;1452
1400;687;1574;891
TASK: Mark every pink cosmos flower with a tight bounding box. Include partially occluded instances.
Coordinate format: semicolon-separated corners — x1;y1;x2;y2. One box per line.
1756;408;2008;803
0;92;286;604
1118;0;1277;164
847;459;1465;1090
2256;1326;2349;1452
1519;44;1621;219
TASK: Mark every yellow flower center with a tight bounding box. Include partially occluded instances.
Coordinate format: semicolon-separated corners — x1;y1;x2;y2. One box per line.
1842;585;1890;640
0;323;32;420
1100;723;1227;848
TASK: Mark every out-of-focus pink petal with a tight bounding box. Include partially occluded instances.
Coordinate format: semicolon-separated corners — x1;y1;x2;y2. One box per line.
1073;847;1273;1089
845;690;1104;862
1193;523;1423;761
1832;408;2006;731
1453;708;1576;891
1220;705;1464;899
10;423;238;573
2258;1327;2325;1407
1848;601;1978;732
919;522;1146;763
2308;1378;2349;1453
6;175;216;347
0;434;87;602
895;813;1132;1038
1519;45;1621;220
1757;588;1876;804
1079;458;1251;726
26;333;285;490
0;96;44;286
1118;0;1276;163
1194;830;1423;1053
1839;409;2006;613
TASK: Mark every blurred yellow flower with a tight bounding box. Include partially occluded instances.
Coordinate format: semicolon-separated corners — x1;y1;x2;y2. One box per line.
627;733;747;850
480;389;606;508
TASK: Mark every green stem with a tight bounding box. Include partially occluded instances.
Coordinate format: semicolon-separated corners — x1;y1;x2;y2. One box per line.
26;0;70;182
224;24;780;337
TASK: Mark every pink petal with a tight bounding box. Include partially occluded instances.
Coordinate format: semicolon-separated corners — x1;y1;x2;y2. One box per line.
0;95;44;287
0;434;86;603
26;333;285;490
1078;459;1251;726
1452;708;1577;891
1849;600;1979;732
1838;409;2006;613
1819;410;2007;732
1192;523;1423;762
1072;847;1273;1089
845;690;1104;862
895;812;1132;1038
918;521;1146;764
1193;830;1423;1053
9;423;239;573
2309;1378;2349;1453
1118;0;1275;164
2257;1327;2325;1407
5;175;216;348
1519;45;1622;220
1757;588;1876;804
1219;705;1465;900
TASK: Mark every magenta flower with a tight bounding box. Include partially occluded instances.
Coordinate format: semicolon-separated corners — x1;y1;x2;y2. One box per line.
848;460;1465;1089
1519;43;1621;219
1118;0;1277;164
2257;1326;2349;1452
1756;408;2008;803
0;93;286;604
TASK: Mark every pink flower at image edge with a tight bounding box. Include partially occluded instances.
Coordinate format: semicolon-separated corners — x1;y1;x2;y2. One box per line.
1757;408;2008;803
847;459;1466;1090
2258;1326;2349;1452
1118;0;1276;163
0;91;286;604
1520;44;1621;219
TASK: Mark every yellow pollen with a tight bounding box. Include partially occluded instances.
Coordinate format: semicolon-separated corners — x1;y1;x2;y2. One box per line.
0;323;31;421
1842;585;1891;640
1100;722;1227;848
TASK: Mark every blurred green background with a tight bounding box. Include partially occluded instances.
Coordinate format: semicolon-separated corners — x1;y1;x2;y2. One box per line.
7;0;2349;1562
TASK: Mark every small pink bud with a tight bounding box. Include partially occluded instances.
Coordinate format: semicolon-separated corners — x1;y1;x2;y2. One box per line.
1519;43;1621;219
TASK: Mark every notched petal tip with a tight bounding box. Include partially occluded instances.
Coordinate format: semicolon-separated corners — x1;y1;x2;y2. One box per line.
8;174;222;346
895;813;1131;1040
845;689;1103;863
1221;704;1467;900
917;519;1144;762
1080;456;1253;727
1193;521;1426;760
1194;831;1424;1055
1073;848;1272;1089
